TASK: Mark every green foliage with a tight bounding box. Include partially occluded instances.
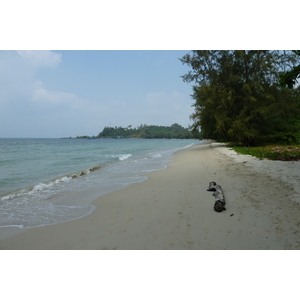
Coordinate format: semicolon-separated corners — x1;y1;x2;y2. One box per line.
230;145;300;161
97;123;197;139
180;50;300;145
281;119;300;144
280;50;300;89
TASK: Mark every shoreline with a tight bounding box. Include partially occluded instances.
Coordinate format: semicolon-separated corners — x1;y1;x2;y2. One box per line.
1;142;300;250
0;139;199;237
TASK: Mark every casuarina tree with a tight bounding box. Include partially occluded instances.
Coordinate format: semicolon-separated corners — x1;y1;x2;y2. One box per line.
180;50;300;145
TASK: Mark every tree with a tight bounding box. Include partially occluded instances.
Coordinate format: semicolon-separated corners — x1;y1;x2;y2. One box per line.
280;50;300;89
180;50;300;145
97;124;195;139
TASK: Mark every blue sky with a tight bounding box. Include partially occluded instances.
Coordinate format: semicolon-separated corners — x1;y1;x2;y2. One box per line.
0;50;195;138
1;2;297;139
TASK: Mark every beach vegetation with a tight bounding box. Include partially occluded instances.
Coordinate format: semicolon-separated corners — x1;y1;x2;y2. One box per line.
97;123;198;139
229;144;300;161
180;50;300;146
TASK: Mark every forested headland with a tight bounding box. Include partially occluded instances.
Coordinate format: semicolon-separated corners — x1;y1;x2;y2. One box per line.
96;123;198;139
180;50;300;146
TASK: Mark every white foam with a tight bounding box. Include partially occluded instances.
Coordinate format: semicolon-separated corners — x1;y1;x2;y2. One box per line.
118;154;132;160
1;224;25;229
0;176;73;201
0;203;96;229
1;195;14;201
29;183;53;194
55;176;70;183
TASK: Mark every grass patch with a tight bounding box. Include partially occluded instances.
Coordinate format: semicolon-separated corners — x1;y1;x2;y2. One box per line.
228;144;300;161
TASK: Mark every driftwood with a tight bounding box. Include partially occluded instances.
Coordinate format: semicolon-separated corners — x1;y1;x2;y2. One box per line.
207;181;226;212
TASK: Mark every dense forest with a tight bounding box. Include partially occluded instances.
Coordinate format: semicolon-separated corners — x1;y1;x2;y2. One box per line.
180;50;300;146
96;123;198;139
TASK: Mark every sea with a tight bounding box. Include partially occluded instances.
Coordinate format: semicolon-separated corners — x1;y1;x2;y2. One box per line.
0;138;202;230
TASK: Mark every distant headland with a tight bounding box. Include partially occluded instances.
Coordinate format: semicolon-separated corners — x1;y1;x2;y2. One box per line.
61;123;199;139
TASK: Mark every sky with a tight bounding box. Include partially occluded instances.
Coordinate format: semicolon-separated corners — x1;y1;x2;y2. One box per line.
1;2;298;139
0;50;196;138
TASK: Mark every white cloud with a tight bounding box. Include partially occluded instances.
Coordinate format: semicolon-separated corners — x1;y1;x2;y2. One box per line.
33;88;83;109
16;50;62;69
0;51;80;109
0;50;86;137
0;51;63;104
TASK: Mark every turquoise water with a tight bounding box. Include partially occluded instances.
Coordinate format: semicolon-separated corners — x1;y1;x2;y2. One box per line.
0;138;202;228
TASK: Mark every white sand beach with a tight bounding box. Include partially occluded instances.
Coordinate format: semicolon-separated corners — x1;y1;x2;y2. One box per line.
1;142;300;250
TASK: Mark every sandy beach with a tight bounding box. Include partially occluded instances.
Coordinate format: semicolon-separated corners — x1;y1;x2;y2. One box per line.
1;142;300;250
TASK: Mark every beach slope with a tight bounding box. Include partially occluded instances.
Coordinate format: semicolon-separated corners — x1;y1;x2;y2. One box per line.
1;143;300;250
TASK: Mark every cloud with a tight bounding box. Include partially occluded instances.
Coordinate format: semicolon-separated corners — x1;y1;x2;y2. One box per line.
32;88;83;109
16;50;62;69
0;51;62;103
0;50;85;137
0;51;80;109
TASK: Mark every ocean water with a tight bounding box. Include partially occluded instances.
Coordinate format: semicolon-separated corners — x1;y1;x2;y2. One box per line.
0;138;202;229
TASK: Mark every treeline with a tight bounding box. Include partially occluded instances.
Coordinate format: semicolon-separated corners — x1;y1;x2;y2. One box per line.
180;50;300;146
97;123;198;139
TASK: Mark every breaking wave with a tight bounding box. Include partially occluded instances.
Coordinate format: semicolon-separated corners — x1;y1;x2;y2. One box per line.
108;154;132;161
0;164;104;202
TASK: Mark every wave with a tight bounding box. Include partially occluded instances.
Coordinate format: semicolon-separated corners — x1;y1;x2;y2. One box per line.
0;163;104;202
108;153;132;161
118;154;132;160
0;176;72;201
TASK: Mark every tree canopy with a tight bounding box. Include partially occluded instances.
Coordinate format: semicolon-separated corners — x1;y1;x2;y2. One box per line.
97;123;198;139
180;50;300;145
280;50;300;89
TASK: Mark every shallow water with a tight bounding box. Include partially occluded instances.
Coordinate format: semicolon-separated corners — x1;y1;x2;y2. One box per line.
0;138;203;229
